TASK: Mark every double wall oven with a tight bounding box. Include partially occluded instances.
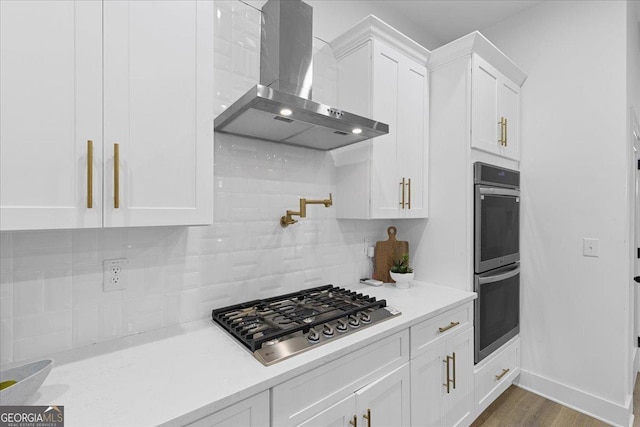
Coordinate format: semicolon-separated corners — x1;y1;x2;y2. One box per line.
474;162;520;363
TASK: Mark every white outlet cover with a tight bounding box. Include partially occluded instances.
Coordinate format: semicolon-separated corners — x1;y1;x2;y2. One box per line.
104;258;127;291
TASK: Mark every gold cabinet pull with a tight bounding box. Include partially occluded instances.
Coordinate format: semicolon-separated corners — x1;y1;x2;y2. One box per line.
495;368;510;381
363;409;371;427
498;117;505;146
438;321;460;333
87;140;93;208
452;351;457;389
399;177;406;208
406;178;411;209
114;143;120;209
443;354;454;393
504;117;508;146
349;415;357;427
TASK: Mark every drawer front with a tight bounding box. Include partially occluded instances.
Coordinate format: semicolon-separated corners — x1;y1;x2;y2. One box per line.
272;330;410;427
186;390;269;427
474;337;520;412
410;302;472;358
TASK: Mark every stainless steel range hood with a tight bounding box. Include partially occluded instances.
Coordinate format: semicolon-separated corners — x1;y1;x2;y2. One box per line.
214;0;389;151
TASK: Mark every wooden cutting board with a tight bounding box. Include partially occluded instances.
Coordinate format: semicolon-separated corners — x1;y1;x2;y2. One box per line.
374;226;409;283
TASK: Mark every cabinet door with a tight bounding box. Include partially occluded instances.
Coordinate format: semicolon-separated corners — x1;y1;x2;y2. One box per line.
399;58;428;218
187;390;269;427
443;327;474;427
411;327;474;427
0;0;102;231
103;0;214;227
370;41;401;219
298;395;356;427
356;363;411;427
499;79;520;160
471;54;501;156
411;343;445;427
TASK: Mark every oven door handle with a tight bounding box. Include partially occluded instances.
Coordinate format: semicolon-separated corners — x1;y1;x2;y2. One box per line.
477;187;520;197
477;264;520;284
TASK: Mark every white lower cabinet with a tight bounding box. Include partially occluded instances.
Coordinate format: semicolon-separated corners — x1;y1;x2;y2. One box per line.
186;390;269;427
411;328;474;427
272;330;410;427
473;337;520;418
411;305;474;427
298;364;411;427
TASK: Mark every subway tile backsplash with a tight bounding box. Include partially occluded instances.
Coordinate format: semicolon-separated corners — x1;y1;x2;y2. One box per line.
0;0;384;365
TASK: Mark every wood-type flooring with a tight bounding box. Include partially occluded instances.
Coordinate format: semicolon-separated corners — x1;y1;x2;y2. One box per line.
469;379;640;427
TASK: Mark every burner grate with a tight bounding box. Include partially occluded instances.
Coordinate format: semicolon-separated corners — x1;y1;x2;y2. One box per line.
211;284;388;352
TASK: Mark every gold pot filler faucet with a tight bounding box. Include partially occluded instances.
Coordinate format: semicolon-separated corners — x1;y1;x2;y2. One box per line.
280;193;333;227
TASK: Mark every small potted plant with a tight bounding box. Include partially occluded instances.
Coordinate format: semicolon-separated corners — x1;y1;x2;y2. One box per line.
390;254;414;289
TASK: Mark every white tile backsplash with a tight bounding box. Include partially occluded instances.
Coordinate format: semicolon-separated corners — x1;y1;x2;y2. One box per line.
0;0;390;366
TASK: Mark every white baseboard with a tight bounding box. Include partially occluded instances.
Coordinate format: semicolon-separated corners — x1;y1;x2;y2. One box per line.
516;369;631;427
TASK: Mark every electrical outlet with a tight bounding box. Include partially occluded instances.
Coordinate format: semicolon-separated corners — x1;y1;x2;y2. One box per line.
104;258;127;291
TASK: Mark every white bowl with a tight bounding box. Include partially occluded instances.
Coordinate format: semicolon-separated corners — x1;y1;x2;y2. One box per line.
390;271;414;289
0;359;54;405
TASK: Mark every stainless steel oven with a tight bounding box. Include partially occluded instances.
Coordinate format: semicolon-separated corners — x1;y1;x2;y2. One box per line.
474;162;520;363
474;263;520;363
474;162;520;273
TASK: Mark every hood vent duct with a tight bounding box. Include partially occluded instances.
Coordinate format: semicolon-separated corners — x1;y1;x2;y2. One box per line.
213;0;389;151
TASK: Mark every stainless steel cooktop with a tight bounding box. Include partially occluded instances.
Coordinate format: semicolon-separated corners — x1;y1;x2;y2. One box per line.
211;284;400;366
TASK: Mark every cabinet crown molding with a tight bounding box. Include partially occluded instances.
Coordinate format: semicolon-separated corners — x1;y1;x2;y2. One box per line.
428;31;527;86
330;14;430;64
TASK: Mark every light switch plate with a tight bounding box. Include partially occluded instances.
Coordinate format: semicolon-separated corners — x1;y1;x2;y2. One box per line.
583;238;599;257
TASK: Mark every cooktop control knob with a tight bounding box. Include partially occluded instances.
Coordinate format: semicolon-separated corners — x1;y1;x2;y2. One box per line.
359;312;371;323
308;328;320;343
348;315;360;327
336;318;348;332
323;324;335;337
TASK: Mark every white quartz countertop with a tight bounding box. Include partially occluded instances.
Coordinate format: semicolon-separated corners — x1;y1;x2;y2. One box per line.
23;281;475;427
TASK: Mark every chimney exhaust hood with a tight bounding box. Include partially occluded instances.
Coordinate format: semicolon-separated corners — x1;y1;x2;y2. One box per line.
214;0;389;151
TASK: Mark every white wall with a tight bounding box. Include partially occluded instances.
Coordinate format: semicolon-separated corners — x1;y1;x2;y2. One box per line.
0;0;431;367
482;0;633;422
627;0;640;396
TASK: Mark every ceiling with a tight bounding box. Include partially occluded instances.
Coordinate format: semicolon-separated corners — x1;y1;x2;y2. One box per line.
376;0;542;45
244;0;542;47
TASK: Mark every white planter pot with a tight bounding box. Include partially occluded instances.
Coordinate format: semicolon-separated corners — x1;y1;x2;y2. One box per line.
389;271;414;289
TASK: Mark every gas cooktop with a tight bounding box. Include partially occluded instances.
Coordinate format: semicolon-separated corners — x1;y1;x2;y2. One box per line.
211;284;401;366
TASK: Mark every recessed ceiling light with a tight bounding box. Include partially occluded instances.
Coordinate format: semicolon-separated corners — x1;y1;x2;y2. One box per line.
280;108;293;116
352;128;362;134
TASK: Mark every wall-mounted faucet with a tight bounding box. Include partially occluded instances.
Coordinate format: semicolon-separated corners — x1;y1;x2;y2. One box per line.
280;193;333;227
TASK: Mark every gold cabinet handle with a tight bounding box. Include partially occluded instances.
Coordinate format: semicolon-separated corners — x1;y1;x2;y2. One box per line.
399;177;406;208
498;117;505;146
349;415;357;427
438;321;460;333
406;178;411;209
504;117;508;146
452;351;457;390
114;143;120;209
495;368;510;381
443;354;454;393
87;140;93;208
363;409;371;427
443;352;456;393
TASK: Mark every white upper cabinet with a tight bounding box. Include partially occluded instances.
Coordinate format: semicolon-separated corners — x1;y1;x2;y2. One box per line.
331;16;429;219
103;1;213;228
0;0;214;231
471;53;522;160
0;1;103;230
